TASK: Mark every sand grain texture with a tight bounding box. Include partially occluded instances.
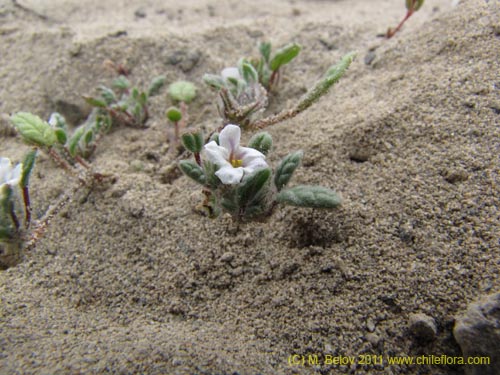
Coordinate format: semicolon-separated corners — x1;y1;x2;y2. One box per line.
0;0;499;374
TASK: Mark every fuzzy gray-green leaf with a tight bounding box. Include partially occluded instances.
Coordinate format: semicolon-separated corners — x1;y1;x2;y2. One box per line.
20;150;37;188
240;60;259;83
259;42;272;63
179;160;206;185
181;132;204;153
277;185;341;208
11;112;57;147
168;81;197;103
147;75;166;97
68;126;85;157
203;74;226;90
295;51;356;113
269;43;301;71
274;150;303;191
84;96;107;108
237;168;271;207
248;132;273;155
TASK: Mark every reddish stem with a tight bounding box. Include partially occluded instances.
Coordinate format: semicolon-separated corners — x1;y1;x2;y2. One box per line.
194;152;201;166
22;186;31;227
387;7;415;38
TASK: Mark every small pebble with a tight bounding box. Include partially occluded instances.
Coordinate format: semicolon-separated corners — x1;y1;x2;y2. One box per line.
409;313;437;341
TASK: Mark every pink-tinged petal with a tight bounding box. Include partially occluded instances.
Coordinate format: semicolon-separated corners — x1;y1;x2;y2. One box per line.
237;146;266;163
245;157;268;170
219;125;241;152
216;166;244;184
203;141;231;168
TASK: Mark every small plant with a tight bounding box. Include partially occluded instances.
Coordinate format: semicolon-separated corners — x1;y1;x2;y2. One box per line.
179;125;341;222
204;58;269;128
10;112;104;184
85;74;166;128
251;42;301;90
0;152;36;255
204;45;356;130
165;80;197;149
386;0;425;38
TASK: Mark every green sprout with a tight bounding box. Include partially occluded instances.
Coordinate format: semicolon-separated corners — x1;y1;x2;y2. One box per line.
84;74;166;128
166;81;197;152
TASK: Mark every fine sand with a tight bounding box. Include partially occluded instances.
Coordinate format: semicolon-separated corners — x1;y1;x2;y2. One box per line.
0;0;499;374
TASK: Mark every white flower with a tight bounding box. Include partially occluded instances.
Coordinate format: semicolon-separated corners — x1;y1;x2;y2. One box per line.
0;157;22;187
203;125;268;185
221;67;241;80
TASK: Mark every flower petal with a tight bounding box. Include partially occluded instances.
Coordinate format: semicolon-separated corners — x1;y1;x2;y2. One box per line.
0;157;12;185
203;141;230;168
237;146;266;163
8;163;22;186
216;166;244;185
219;125;241;152
221;67;241;80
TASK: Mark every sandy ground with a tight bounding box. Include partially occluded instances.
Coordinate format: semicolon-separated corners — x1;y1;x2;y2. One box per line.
0;0;499;374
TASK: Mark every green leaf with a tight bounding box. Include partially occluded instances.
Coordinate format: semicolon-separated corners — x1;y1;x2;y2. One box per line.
166;106;182;122
147;75;166;97
295;51;356;113
178;160;206;185
181;132;204;153
274;151;303;191
168;81;197;103
239;60;259;83
68;126;85;157
54;128;67;145
277;185;341;208
248;132;273;155
112;75;131;91
11;112;57;147
203;161;220;189
20;150;37;188
83;130;93;145
406;0;424;11
84;96;107;108
269;43;301;71
237;168;271;207
131;88;140;101
259;42;272;63
203;74;226;90
98;86;116;105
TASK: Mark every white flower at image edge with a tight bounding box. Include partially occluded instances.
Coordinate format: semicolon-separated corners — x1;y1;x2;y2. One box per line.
0;157;22;187
203;125;268;185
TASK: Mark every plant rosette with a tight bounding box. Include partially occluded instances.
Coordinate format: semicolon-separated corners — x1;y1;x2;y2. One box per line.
179;125;341;222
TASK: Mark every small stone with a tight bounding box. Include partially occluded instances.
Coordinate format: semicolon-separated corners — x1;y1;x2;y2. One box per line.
443;168;469;183
365;332;381;346
364;51;376;65
220;252;235;263
165;50;201;73
134;8;146;18
409;313;437;341
454;292;500;375
366;318;376;332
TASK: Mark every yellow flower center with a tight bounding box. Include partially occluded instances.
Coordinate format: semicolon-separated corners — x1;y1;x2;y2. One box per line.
230;158;243;168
